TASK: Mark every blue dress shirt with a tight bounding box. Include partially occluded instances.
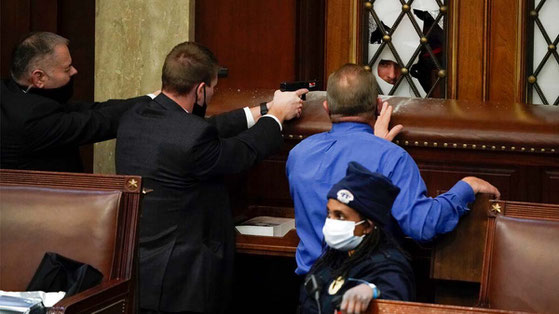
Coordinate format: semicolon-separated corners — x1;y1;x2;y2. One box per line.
286;122;475;275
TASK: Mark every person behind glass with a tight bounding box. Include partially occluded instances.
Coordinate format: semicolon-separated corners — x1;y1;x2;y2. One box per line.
300;161;415;314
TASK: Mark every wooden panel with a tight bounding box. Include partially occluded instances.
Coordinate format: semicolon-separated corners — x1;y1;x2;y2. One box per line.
455;0;486;100
418;164;515;201
325;0;354;83
296;0;326;88
195;0;296;89
432;195;492;282
487;0;525;102
1;0;31;79
246;159;292;207
371;299;522;313
30;0;57;32
542;170;559;204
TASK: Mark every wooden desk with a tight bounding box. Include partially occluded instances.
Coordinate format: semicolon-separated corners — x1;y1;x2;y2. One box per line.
371;299;527;313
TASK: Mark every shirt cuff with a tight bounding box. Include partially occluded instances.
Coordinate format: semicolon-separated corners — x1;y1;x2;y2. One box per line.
243;107;256;128
449;180;476;207
261;114;282;131
147;93;156;99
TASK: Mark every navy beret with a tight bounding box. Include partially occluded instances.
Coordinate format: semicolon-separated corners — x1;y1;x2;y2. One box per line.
327;161;400;227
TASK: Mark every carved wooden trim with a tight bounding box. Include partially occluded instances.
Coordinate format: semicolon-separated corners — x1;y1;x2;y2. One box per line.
0;169;142;194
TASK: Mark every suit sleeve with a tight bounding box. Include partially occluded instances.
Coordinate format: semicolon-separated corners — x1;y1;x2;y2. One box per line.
187;116;282;179
24;96;150;151
206;108;248;138
387;151;476;241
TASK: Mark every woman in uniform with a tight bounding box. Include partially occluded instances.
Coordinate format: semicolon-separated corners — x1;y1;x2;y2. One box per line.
300;161;415;314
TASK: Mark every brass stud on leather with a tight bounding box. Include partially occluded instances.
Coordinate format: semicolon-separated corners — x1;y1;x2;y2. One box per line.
463;144;467;148
438;70;447;78
472;144;477;149
530;148;535;152
541;148;546;152
423;141;428;146
443;143;448;147
482;145;487;149
364;1;373;10
549;44;556;51
420;37;428;44
383;35;391;42
402;4;410;12
405;140;409;145
363;65;372;72
491;146;496;150
401;67;409;75
395;140;400;144
551;149;556;153
521;147;526;151
440;5;448;13
288;134;294;139
501;146;506;150
452;143;457;148
433;142;438;147
530;10;538;17
528;75;537;84
414;141;419;146
511;146;516;151
298;135;304;139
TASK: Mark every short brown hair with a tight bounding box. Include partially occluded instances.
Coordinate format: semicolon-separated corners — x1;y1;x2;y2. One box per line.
11;32;69;82
161;42;219;95
326;63;377;117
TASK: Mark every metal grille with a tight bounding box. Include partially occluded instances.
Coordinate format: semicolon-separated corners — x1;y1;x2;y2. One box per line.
363;0;447;98
526;0;559;105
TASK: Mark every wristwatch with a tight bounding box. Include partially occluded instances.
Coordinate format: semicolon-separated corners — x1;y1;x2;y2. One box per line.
259;102;268;115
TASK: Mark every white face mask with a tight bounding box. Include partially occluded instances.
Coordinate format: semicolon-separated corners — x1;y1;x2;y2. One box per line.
323;218;365;251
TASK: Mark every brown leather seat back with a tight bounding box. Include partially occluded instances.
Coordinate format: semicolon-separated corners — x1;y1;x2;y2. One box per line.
486;214;559;313
0;185;122;291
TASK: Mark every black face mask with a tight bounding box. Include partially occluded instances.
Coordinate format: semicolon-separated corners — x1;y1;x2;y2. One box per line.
192;84;207;117
27;78;74;104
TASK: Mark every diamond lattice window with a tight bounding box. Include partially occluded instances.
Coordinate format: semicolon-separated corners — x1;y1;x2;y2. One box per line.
364;0;447;98
527;0;559;105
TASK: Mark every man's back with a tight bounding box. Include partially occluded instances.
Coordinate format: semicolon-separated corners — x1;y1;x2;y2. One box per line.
287;122;410;275
287;121;476;275
1;79;86;172
115;92;284;312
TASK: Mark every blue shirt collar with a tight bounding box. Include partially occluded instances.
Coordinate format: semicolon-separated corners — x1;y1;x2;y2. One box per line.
330;122;374;134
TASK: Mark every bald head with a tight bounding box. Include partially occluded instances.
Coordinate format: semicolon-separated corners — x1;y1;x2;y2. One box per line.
326;63;377;117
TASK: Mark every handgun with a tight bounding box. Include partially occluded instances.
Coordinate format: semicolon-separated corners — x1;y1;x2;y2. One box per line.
280;80;319;100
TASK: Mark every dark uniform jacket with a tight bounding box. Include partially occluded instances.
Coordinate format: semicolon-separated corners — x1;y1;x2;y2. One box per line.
0;78;149;172
300;247;415;314
115;93;283;313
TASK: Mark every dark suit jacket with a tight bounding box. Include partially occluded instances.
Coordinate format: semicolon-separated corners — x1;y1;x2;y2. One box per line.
0;78;149;172
115;93;283;313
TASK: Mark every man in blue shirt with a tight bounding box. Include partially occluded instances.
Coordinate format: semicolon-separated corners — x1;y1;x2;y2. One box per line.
287;63;500;275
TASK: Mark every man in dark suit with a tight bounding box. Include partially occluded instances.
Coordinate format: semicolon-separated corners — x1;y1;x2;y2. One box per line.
1;32;150;172
115;42;306;313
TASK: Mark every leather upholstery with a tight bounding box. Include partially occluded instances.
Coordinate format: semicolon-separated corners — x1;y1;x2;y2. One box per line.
209;89;559;152
485;214;559;312
0;185;122;291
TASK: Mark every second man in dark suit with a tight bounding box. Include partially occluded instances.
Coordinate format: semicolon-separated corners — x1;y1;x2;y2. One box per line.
1;32;151;172
116;42;306;313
